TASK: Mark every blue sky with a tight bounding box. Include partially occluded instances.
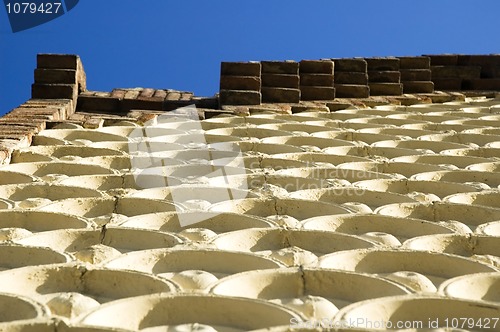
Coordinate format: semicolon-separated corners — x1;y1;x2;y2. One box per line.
1;0;499;115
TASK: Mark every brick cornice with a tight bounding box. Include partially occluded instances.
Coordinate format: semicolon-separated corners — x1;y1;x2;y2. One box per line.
1;53;500;165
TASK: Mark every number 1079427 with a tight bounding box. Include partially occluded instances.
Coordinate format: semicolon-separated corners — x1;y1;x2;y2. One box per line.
5;2;62;14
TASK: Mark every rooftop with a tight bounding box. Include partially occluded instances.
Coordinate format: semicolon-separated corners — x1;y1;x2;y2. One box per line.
0;54;499;331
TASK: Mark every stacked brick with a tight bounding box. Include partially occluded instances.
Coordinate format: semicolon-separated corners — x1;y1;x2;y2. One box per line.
217;55;500;106
110;88;194;111
261;61;300;103
398;56;434;93
332;58;369;98
0;98;75;164
1;54;87;164
219;62;261;106
458;55;500;90
6;54;500;136
31;54;86;114
299;60;335;100
77;88;217;113
428;55;481;91
366;57;403;96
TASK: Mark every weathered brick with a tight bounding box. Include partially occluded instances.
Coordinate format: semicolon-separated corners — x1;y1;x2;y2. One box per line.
299;60;334;74
261;74;299;88
203;108;243;119
0;123;38;135
332;58;367;72
431;66;481;79
365;58;400;71
111;89;127;99
5;113;56;122
400;69;432;81
37;54;79;69
368;71;401;83
23;98;71;106
299;86;335;100
7;108;62;120
124;90;141;99
261;61;299;74
291;103;329;113
220;76;261;91
18;108;65;120
0;124;39;135
334;84;370;98
371;97;400;106
0;133;33;145
368;83;403;95
426;54;459;66
166;91;181;101
77;95;121;112
480;66;500;79
31;83;77;101
65;113;85;122
102;117;139;126
446;92;467;101
94;92;111;98
398;56;430;69
220;105;251;116
300;74;334;86
402;81;434;93
192;97;219;109
132;113;158;125
0;118;46;131
419;92;460;103
390;95;432;106
262;87;300;103
250;104;292;114
139;88;156;98
14;108;55;117
76;60;86;92
221;62;261;76
334;72;368;84
83;118;104;129
326;101;353;111
17;103;64;113
432;78;463;91
121;98;164;112
180;92;193;101
219;90;261;105
249;105;292;115
36;54;86;92
153;90;168;99
457;55;500;67
462;79;500;90
0;130;33;141
34;69;77;84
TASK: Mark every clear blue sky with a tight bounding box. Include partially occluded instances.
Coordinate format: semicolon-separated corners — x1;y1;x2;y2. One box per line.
1;0;499;115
